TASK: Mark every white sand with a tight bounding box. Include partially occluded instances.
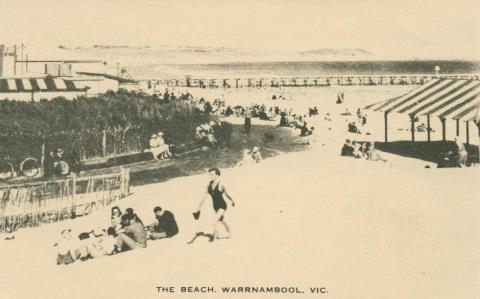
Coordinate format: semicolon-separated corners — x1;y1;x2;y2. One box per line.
0;114;478;298
0;86;478;299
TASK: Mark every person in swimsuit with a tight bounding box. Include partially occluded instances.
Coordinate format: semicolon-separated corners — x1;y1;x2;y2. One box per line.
189;168;235;243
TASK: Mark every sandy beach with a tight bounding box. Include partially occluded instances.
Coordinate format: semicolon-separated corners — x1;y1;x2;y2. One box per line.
0;104;478;298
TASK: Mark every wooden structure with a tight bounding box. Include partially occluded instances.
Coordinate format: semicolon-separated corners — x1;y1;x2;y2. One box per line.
366;78;480;144
0;168;130;233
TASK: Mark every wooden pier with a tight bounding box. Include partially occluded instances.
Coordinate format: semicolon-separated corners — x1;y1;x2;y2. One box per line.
143;74;479;89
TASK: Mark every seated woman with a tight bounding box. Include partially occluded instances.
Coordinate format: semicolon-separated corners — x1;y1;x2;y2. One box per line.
237;149;254;166
110;206;123;234
366;143;390;165
155;132;172;160
149;134;161;161
455;138;468;167
351;141;364;158
251;146;263;163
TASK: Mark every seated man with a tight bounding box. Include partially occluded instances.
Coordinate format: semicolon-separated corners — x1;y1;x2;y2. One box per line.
348;122;360;134
341;139;354;157
115;213;147;251
300;123;313;137
148;206;179;240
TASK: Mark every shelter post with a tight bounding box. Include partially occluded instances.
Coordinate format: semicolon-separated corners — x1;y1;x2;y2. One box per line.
477;121;480;164
465;121;470;145
384;112;389;143
427;115;431;142
441;117;446;141
456;119;460;137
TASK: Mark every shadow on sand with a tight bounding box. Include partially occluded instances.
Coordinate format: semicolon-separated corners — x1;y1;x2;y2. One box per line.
374;140;479;164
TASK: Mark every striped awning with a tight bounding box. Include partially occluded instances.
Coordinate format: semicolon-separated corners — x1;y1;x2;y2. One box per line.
0;77;85;93
365;78;480;121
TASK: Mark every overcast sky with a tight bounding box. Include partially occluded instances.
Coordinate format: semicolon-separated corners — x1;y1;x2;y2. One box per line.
1;0;479;59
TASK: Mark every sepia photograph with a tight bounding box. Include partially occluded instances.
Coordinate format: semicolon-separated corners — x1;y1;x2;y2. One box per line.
0;0;478;298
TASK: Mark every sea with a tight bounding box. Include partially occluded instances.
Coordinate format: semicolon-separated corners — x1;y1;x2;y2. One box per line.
140;60;480;79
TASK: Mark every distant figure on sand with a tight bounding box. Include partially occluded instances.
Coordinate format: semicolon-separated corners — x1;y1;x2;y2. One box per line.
189;168;235;243
244;114;252;133
336;92;345;104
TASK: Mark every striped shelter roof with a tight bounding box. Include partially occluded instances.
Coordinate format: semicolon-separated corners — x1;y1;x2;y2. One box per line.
365;78;480;122
0;77;85;93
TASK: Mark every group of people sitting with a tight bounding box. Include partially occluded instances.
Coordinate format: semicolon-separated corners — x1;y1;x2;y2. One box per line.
236;146;263;166
223;104;277;121
437;138;471;168
341;139;390;165
195;121;224;148
55;206;178;265
45;148;81;177
149;131;173;161
271;95;287;100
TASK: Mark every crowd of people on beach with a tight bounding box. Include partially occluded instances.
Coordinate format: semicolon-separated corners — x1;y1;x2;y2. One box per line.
55;205;178;265
56;167;236;265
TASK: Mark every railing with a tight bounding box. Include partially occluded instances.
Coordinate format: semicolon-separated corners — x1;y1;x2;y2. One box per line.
0;168;130;233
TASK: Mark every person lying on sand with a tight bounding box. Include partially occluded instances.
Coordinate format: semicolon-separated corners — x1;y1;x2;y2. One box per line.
55;229;76;265
87;227;117;258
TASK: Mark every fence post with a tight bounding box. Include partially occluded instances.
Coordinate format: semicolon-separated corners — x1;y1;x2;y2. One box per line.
120;167;130;198
102;130;107;157
40;136;46;177
72;173;77;213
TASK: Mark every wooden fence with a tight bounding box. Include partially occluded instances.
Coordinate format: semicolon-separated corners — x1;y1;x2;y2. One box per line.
0;168;130;233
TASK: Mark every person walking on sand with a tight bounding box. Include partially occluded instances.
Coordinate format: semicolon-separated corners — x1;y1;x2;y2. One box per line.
189;168;235;243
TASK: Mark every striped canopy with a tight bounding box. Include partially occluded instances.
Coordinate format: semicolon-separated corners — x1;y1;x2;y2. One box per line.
365;78;480;122
0;77;85;93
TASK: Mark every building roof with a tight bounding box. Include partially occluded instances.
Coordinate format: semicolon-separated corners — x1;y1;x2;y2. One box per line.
0;77;86;93
365;78;480;122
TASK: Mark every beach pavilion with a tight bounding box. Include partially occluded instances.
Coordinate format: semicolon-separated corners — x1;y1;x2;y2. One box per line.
365;78;480;145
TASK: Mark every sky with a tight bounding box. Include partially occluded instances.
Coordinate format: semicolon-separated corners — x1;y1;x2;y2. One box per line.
0;0;479;59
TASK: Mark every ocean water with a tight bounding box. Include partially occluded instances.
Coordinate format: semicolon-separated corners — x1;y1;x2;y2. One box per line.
137;60;480;79
170;60;480;77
